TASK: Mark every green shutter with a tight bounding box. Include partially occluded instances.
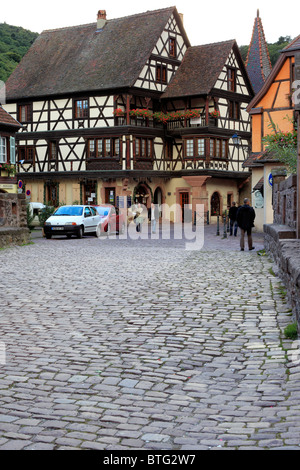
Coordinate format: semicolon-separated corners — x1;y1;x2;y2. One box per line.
10;137;16;164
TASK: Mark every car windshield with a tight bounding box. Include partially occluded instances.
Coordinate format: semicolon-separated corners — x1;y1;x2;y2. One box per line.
54;206;83;216
95;206;110;216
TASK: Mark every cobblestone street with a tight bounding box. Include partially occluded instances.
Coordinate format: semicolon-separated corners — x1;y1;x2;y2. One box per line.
0;224;299;450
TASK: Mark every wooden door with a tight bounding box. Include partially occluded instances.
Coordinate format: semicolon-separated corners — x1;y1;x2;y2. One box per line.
180;192;189;222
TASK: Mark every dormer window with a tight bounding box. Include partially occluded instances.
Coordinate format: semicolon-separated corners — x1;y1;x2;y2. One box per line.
169;37;177;58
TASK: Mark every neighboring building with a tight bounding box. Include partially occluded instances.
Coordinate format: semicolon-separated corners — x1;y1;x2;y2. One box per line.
245;34;300;231
0;105;22;194
246;10;272;94
4;7;254;222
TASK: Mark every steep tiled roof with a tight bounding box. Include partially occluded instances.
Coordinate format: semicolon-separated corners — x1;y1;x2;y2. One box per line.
6;7;189;100
0;105;21;128
247;34;300;112
162;40;236;98
246;10;272;94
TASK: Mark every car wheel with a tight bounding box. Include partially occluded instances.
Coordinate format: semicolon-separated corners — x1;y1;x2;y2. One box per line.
77;226;84;239
45;234;52;239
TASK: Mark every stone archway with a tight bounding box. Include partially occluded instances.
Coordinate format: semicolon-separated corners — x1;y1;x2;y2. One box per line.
133;183;152;208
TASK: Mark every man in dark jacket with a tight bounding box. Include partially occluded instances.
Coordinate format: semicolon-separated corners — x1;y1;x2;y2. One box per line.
229;202;238;236
236;198;256;251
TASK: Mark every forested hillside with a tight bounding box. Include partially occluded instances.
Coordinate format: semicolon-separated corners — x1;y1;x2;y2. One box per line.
0;22;294;84
0;23;38;82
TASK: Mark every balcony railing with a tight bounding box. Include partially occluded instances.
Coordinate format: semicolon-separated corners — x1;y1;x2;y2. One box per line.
167;117;217;131
183;157;228;171
115;117;163;128
115;116;217;129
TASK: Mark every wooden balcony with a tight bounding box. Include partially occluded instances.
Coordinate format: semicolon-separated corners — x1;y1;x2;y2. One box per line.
167;117;217;131
115;116;217;129
183;156;228;171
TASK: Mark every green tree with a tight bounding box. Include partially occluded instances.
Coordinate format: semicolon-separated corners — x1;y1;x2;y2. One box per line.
262;117;297;173
0;23;38;82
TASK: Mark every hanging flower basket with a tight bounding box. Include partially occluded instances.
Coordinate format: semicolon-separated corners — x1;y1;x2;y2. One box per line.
153;109;202;122
113;108;125;117
129;109;153;119
209;110;220;118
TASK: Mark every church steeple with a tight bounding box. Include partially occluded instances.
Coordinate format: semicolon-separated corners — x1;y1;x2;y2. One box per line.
246;10;272;93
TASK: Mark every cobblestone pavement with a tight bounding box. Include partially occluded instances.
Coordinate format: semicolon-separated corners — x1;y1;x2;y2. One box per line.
0;223;300;450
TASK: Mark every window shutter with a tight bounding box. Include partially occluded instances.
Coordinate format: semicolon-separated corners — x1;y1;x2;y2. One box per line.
10;137;16;164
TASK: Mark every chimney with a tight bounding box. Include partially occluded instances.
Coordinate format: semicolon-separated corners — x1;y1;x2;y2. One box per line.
97;10;107;30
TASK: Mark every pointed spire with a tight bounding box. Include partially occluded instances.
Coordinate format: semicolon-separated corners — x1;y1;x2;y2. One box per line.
246;10;272;93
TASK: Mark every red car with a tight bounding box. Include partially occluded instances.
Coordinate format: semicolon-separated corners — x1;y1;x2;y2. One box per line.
94;204;125;235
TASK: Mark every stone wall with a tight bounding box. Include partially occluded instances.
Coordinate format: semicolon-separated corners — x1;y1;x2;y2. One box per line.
264;224;300;329
264;169;300;328
0;193;30;248
272;170;297;229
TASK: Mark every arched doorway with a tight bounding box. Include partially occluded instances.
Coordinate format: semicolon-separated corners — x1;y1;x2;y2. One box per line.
154;187;162;206
154;187;163;219
211;192;220;216
134;183;151;208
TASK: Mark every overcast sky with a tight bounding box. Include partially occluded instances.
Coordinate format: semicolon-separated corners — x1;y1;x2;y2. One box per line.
1;0;298;46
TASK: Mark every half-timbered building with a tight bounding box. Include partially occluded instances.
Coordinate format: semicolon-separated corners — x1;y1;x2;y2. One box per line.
245;34;300;230
4;7;254;222
0;106;21;194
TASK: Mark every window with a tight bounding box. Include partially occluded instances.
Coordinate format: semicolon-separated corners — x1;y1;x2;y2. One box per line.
84;207;92;217
196;139;205;157
227;67;236;92
186;139;194;158
156;64;167;84
18;146;35;163
18;103;32;123
228;101;240;120
49;141;57;161
210;138;228;158
0;137;6;163
74;99;89;119
87;138;121;158
185;138;205;158
169;37;176;58
135;138;153;158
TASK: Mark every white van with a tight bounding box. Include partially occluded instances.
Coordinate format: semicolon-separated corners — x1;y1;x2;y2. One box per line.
28;202;46;227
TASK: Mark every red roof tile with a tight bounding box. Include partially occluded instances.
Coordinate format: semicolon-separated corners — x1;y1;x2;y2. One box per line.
0;106;21;128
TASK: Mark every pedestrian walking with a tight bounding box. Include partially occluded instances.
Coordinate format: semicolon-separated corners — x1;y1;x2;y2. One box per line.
151;202;159;234
229;201;238;236
134;203;144;232
236;198;256;251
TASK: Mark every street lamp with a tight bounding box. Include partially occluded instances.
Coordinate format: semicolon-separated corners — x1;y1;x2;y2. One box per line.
232;133;241;147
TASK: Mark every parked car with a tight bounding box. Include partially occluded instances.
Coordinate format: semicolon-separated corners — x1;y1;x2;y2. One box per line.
94;204;125;235
44;205;101;239
28;202;46;227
